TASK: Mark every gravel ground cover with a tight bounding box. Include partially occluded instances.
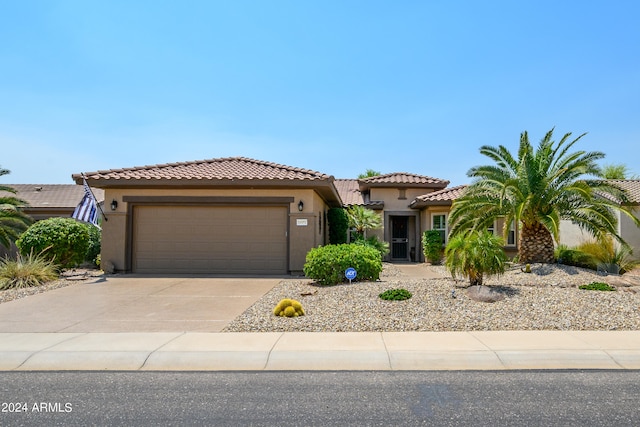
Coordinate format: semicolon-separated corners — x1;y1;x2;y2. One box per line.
0;269;103;304
223;263;640;332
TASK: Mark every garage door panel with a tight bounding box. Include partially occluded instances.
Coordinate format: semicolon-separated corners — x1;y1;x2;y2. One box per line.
133;205;288;274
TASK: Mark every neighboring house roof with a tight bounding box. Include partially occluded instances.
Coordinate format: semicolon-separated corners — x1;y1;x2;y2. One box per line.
0;184;104;209
334;179;363;206
358;172;449;191
73;156;342;206
409;185;468;208
607;180;640;205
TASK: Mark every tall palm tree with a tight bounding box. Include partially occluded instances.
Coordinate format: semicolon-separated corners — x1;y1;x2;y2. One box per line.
0;167;32;249
448;129;640;264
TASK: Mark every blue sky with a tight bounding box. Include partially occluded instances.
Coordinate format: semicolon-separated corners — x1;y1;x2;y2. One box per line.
1;1;639;186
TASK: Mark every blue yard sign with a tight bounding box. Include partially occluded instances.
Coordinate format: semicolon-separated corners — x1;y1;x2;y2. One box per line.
345;267;357;283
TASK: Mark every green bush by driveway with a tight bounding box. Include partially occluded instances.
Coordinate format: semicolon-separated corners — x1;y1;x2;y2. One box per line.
16;218;90;268
304;244;382;285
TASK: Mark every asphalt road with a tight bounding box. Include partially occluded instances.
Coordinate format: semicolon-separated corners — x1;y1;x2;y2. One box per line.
1;370;638;426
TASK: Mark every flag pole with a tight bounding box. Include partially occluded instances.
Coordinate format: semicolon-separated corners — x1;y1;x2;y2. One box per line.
82;173;108;222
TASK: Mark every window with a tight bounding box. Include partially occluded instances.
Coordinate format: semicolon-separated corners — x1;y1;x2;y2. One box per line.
432;214;447;244
507;221;516;246
487;221;496;235
398;188;407;200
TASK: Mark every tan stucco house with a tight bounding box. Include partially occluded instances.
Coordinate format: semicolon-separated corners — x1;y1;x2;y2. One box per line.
73;158;342;275
74;157;519;275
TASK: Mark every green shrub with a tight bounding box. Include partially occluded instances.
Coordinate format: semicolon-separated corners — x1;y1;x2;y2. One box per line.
304;244;383;285
327;208;349;244
353;235;390;259
16;218;90;268
555;245;597;270
85;224;101;266
579;282;616;291
273;299;305;317
0;252;58;290
379;288;412;301
422;230;443;264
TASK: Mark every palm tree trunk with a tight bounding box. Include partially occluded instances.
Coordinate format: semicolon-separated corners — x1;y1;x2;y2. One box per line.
519;222;556;263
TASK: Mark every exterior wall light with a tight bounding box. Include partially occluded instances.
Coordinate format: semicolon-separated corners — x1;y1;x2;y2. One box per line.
298;200;304;212
110;199;118;211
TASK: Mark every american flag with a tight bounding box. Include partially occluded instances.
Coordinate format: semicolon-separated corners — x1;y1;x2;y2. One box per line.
71;177;101;229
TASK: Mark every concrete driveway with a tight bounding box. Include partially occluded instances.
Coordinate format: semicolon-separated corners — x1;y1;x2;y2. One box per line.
0;275;281;333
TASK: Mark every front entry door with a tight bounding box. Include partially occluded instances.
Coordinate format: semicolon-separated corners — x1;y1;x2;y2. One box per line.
391;216;409;260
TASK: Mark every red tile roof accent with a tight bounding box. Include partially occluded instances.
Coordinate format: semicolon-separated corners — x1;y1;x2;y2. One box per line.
358;172;449;189
334;179;364;205
0;184;104;208
74;157;333;183
410;185;468;207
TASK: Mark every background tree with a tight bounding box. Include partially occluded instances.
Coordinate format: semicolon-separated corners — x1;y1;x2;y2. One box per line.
445;231;507;287
357;169;381;179
346;205;382;239
0;167;32;249
448;129;640;264
602;163;639;179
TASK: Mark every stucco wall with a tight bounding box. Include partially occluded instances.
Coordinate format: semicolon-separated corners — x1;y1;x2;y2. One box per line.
620;208;640;260
370;188;434;211
558;219;594;248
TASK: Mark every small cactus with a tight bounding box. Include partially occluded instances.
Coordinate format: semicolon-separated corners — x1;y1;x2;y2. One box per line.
274;298;305;317
521;263;532;273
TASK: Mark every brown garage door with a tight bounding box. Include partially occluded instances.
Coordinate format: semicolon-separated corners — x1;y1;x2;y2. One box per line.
132;205;288;274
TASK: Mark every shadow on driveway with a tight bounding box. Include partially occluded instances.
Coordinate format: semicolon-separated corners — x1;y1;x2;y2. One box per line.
0;275;282;333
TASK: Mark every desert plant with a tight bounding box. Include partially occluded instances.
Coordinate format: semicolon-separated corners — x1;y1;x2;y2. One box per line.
346;205;382;239
16;217;90;268
445;230;507;287
273;299;305;317
379;288;412;301
304;244;382;285
579;282;616;291
578;237;639;274
448;128;640;263
327;207;349;244
0;252;58;290
422;230;443;264
353;235;390;259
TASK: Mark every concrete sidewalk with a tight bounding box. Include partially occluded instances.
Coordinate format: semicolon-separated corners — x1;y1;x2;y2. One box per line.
2;330;640;371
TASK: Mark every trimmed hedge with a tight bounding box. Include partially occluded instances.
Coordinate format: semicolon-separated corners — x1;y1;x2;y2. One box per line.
16;218;90;268
422;230;443;264
555;245;597;270
303;244;382;285
327;208;349;244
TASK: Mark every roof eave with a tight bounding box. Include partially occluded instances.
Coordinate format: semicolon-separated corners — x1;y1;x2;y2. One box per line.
358;181;449;191
409;200;454;209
